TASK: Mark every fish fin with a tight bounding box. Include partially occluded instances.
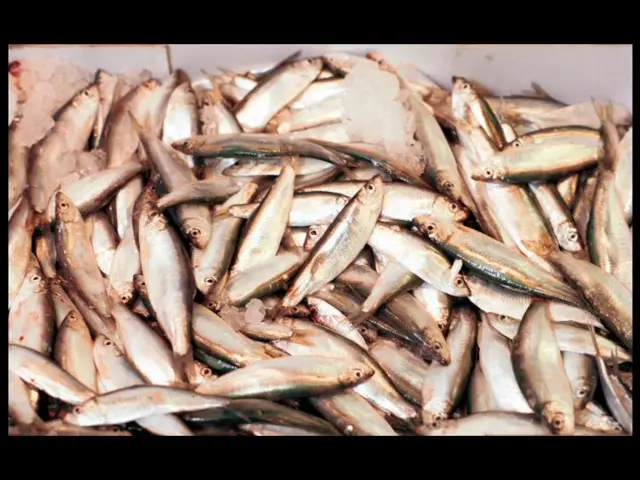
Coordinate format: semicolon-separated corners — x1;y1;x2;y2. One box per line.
587;325;603;359
529;82;563;103
281;228;303;256
345;309;373;329
592;100;621;172
263;344;289;358
126;110;147;137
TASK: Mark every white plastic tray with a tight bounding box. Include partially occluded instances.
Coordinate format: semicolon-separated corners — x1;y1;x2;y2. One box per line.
8;44;632;111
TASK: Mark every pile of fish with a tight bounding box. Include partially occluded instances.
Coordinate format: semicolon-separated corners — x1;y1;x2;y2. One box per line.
8;50;633;436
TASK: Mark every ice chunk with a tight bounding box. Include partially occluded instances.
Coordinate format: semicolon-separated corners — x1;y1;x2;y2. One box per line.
245;299;266;324
219;305;246;330
9;55;93;146
340;60;424;179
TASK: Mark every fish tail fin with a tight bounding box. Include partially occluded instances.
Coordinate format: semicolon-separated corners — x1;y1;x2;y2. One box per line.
174;350;197;387
592;100;621;172
587;325;603;359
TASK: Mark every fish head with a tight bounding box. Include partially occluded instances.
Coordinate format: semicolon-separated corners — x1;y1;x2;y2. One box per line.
421;403;451;430
557;221;583;252
54;192;82;224
181;217;213;249
470;158;505;182
413;214;455;244
64;400;101;427
356;324;378;344
171;138;202;155
110;282;136;306
450;76;478;122
357;175;385;203
69;84;100;123
485;313;519;338
22;260;48;295
432;195;470;223
541;402;574;435
303;224;327;252
93;334;124;362
421;330;451;366
132;274;148;296
571;377;595;410
194;268;218;296
61;310;86;331
338;363;375;387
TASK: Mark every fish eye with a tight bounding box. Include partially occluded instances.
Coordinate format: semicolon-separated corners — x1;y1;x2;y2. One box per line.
449;203;458;212
426;223;437;233
353;369;364;379
104;340;113;347
366;183;376;192
551;417;564;429
73;407;82;414
31;274;41;282
576;388;587;398
83;90;91;97
309;229;318;237
120;295;130;303
433;342;442;351
454;276;465;288
202;367;212;377
189;228;202;238
483;168;494;178
443;181;454;190
204;277;215;285
512;140;522;148
60;201;69;209
461;83;470;91
207;302;215;309
431;413;444;428
567;232;579;242
498;315;507;321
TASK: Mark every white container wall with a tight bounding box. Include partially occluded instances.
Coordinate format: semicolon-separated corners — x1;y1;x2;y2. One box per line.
9;44;632;110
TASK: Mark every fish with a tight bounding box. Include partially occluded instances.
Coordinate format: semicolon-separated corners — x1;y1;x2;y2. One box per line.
234;57;323;132
136;118;212;248
415;215;582;306
232;160;296;273
138;184;195;373
368;338;430;405
9;344;95;405
301;181;468;224
192;182;260;295
64;385;229;427
55;192;113;320
548;251;632;350
589;327;633;434
511;302;575;435
280;176;384;308
28;83;100;213
93;335;194;436
9;197;36;308
228;192;349;227
195;355;373;399
485;313;630;361
420;307;477;427
273;318;420;425
54;311;97;391
310;391;398;436
587;103;633;291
